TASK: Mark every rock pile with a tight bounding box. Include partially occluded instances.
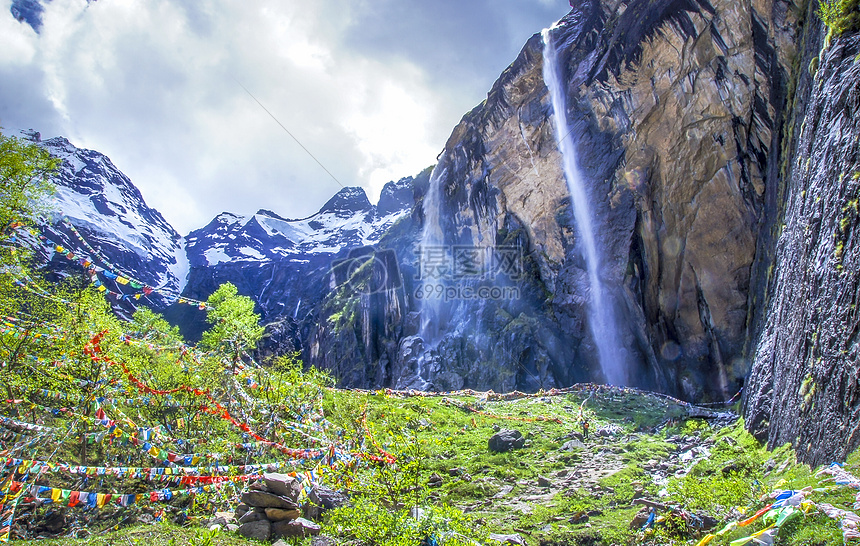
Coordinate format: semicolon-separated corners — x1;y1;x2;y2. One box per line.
234;473;326;542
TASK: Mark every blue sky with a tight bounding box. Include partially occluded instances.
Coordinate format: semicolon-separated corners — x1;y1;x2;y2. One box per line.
0;0;572;234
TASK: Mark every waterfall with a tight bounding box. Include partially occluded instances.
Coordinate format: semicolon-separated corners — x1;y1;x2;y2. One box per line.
418;163;446;344
396;163;449;390
542;26;627;386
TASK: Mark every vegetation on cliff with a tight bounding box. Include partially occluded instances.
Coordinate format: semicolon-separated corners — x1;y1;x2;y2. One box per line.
819;0;860;35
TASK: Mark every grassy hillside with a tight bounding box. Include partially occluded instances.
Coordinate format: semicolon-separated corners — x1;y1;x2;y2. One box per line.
5;378;860;546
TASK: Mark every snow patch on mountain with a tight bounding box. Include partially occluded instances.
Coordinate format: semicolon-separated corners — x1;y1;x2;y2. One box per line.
170;237;190;293
204;246;231;266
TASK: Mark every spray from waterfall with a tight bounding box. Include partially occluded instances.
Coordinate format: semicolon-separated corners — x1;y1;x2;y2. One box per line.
542;26;627;386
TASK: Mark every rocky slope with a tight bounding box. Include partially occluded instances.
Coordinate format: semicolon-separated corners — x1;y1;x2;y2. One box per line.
744;15;860;465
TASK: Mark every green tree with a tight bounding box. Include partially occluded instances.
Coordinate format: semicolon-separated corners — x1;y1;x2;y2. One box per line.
127;306;184;345
118;307;226;439
201;282;264;370
0;130;61;391
0;130;60;381
0;130;58;229
0;272;125;464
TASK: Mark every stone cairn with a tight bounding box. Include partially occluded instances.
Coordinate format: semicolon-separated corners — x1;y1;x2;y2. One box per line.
218;472;345;542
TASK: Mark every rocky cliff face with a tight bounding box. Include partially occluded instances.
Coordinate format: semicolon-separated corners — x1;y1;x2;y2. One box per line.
340;0;796;397
744;14;860;466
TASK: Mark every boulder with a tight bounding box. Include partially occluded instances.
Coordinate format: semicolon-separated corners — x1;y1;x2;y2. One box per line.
263;473;303;502
308;485;348;510
241;490;299;510
265;507;301;522
428;473;443;487
234;503;250;517
488;429;525;453
237;520;271;541
569;511;589;524
562;439;585;450
238;510;266;524
272;517;321;539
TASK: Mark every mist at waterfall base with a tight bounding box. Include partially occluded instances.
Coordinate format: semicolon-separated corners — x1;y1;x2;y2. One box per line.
395;154;542;391
542;25;629;387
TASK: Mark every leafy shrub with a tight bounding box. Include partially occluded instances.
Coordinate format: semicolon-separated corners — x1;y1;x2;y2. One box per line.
324;503;485;546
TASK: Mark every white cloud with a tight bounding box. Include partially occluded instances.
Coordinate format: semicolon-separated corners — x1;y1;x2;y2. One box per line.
0;1;38;66
1;0;572;234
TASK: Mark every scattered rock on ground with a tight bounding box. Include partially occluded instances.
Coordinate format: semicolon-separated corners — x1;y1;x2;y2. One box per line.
488;532;527;546
489;429;525;452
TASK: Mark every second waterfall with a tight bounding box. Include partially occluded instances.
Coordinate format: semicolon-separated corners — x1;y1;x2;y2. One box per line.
542;26;628;386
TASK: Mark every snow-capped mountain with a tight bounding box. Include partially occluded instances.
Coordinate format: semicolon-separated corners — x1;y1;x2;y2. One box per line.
174;179;418;343
185;184;411;267
20;131;186;305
